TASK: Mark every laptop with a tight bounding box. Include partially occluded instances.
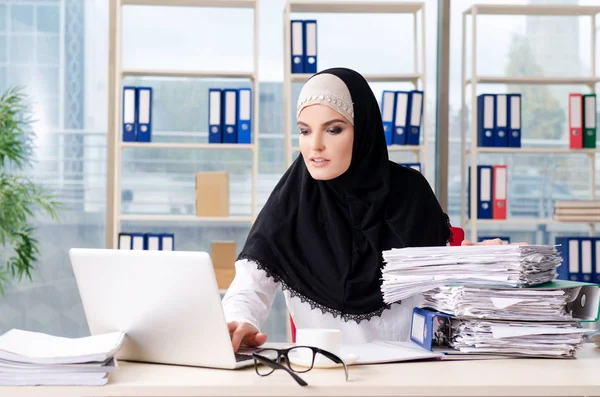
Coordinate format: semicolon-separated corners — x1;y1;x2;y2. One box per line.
69;248;255;369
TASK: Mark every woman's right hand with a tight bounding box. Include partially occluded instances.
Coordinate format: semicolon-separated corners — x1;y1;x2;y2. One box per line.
227;321;268;352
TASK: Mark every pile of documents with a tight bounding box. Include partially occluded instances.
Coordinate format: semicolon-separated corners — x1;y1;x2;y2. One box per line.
448;318;587;357
381;245;561;303
422;284;579;321
554;200;600;223
412;280;598;358
0;328;125;386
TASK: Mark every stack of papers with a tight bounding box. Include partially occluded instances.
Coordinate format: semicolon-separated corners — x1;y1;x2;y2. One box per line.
448;319;586;358
421;285;576;321
381;245;561;303
0;328;125;386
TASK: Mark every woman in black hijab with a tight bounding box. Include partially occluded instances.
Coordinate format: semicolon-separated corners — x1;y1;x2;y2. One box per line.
222;67;452;351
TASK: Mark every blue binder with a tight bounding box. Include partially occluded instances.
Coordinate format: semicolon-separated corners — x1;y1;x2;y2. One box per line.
555;237;580;281
236;88;252;144
122;86;137;142
494;94;508;147
131;233;145;250
222;89;238;144
507;93;522;148
406;90;423;145
160;233;175;251
208;89;222;144
477;94;495;147
410;307;453;351
144;233;161;250
303;20;317;74
393;91;409;145
477;165;493;219
118;233;132;249
580;238;594;282
136;87;152;142
399;163;421;173
380;90;396;145
290;20;304;74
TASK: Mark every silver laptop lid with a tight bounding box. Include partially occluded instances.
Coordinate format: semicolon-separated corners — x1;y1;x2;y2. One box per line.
69;248;239;369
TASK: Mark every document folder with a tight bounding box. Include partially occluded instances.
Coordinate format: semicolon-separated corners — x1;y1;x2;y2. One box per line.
122;87;137;142
136;87;152;142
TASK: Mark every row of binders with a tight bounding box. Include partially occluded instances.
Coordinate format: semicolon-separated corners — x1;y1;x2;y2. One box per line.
554;200;600;223
477;93;521;148
122;86;153;142
290;20;317;74
380;90;424;146
555;236;600;283
118;232;174;251
568;93;596;149
467;164;507;219
208;88;252;144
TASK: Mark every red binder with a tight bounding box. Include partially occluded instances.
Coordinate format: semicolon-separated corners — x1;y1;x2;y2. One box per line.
569;93;583;149
492;165;507;219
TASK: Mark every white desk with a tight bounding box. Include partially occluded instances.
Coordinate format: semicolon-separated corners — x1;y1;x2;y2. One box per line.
3;344;600;397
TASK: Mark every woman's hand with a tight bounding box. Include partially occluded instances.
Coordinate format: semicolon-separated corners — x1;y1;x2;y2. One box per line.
461;238;529;246
227;321;268;352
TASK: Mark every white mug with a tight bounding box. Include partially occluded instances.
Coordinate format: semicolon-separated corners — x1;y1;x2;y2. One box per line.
294;328;342;366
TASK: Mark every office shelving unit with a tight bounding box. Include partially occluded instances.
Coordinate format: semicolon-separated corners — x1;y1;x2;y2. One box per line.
460;4;600;242
282;1;428;172
106;0;260;249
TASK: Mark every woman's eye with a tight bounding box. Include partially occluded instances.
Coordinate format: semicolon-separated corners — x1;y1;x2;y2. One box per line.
299;129;309;135
328;126;342;134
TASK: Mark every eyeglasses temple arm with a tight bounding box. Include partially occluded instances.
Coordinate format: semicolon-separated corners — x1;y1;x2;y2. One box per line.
318;350;349;381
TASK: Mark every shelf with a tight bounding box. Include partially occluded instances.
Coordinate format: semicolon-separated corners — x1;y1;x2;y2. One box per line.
120;215;253;223
288;1;423;14
463;4;600;16
388;145;423;152
466;76;600;86
122;69;255;80
292;145;423;153
121;0;257;8
469;147;599;155
121;142;255;150
291;73;421;84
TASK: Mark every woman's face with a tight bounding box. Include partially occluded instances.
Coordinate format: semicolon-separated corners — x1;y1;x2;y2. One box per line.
298;104;354;180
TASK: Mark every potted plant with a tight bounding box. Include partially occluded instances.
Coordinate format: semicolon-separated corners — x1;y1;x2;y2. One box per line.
0;87;62;294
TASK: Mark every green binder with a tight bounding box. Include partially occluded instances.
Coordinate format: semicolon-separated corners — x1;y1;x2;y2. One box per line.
583;93;596;148
530;280;600;322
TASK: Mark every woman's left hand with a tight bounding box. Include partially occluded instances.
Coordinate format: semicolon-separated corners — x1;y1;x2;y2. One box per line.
461;238;529;246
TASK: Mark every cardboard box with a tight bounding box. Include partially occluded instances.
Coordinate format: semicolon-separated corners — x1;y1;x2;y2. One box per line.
211;241;236;270
195;171;229;217
215;269;236;290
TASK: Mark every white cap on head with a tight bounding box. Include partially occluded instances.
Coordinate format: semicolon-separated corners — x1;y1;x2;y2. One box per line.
296;73;354;125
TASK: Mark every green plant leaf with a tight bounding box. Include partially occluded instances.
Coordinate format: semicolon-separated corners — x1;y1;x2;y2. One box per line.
0;86;62;295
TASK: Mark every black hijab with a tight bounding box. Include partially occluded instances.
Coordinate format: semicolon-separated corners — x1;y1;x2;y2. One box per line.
238;68;451;322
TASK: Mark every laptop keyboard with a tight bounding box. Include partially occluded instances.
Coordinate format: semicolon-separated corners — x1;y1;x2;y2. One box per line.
235;352;253;362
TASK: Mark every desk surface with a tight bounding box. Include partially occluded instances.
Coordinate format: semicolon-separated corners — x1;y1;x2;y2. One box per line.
4;344;600;397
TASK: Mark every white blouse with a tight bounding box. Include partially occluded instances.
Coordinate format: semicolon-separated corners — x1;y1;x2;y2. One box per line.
221;258;423;344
